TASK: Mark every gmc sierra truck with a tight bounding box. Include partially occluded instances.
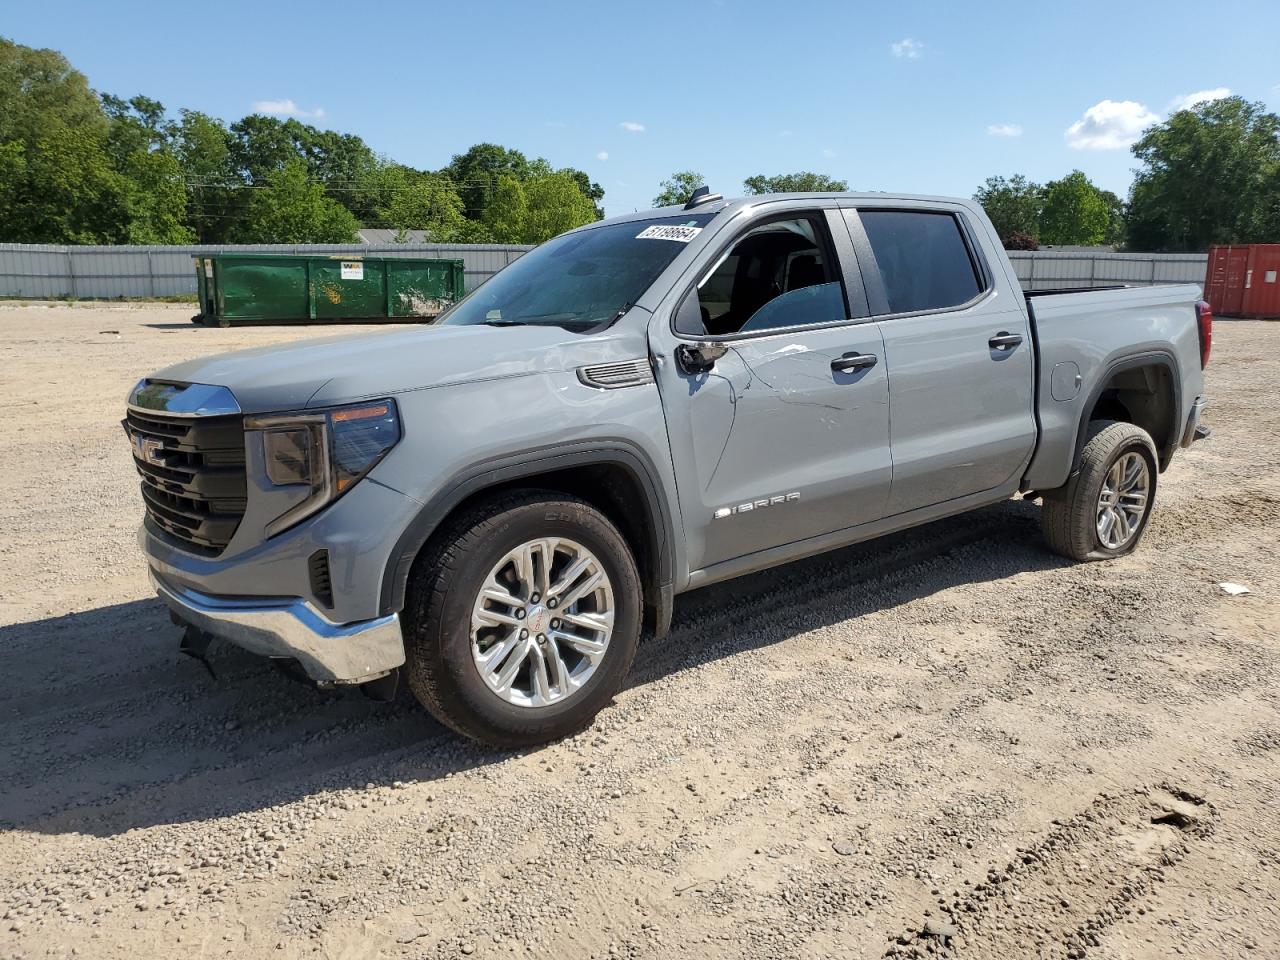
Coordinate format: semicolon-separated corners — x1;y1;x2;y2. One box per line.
125;190;1212;746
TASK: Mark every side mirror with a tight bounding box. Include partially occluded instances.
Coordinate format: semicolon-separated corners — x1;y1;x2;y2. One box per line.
676;342;728;375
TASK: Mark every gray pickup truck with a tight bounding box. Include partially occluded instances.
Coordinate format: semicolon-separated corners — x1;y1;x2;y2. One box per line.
126;190;1212;745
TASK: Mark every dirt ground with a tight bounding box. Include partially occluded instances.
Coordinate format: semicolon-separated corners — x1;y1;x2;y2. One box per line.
1;302;1278;960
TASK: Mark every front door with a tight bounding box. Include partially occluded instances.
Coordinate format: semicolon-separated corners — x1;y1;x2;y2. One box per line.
650;209;893;574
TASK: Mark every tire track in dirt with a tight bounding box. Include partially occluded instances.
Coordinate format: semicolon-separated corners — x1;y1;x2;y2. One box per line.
885;786;1217;959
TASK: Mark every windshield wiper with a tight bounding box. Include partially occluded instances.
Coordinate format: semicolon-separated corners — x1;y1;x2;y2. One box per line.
476;309;624;331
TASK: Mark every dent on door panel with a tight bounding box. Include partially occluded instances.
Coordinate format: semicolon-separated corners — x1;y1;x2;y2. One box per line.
688;331;891;567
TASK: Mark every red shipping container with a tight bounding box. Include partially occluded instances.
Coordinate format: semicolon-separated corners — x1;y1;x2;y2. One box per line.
1205;244;1280;319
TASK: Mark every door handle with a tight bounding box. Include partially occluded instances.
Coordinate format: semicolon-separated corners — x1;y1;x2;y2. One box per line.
831;352;878;373
988;332;1023;351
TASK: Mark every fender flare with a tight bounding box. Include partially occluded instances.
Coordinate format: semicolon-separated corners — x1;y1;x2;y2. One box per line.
379;439;677;632
1072;350;1182;473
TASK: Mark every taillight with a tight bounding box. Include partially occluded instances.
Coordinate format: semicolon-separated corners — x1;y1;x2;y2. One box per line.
1195;300;1212;369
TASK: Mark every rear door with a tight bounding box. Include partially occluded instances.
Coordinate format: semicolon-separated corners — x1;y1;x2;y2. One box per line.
843;204;1036;514
649;206;892;574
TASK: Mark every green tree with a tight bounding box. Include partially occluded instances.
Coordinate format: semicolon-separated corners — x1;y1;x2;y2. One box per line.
973;174;1044;247
444;144;603;223
482;176;528;243
480;172;598;243
120;148;194;244
1099;188;1127;248
523;171;599;242
101;93;173;163
564;168;606;219
378;174;466;241
1039;171;1113;246
445;143;534;220
0;141;25;229
451;218;495;243
5;123;128;243
653;171;706;207
0;37;128;243
99;93;194;243
742;172;847;194
0;37;104;144
1127;96;1280;252
357;161;417;219
1252;165;1280;241
0;38;613;246
228;114;382;225
233;160;359;243
174;110;241;243
304;126;379;218
228;114;300;183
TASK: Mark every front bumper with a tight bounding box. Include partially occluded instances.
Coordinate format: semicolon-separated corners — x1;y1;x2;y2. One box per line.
151;569;405;684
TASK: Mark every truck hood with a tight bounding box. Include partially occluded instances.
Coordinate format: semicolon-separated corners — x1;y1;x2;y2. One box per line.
145;322;647;414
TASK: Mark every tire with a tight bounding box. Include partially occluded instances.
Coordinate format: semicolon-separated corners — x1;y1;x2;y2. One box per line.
1040;419;1158;562
402;491;642;747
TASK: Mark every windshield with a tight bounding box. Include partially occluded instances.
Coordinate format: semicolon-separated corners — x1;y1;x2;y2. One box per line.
438;213;716;330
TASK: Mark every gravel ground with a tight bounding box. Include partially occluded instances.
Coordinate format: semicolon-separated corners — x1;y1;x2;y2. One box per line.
1;302;1278;960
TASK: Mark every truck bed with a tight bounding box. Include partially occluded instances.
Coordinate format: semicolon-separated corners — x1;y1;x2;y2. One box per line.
1020;282;1205;492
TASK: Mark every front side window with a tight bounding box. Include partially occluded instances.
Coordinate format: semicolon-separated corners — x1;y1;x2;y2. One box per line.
858;210;983;315
677;216;847;336
439;212;715;330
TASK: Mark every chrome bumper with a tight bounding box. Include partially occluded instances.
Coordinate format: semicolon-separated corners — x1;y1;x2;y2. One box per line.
150;569;405;684
1181;397;1210;447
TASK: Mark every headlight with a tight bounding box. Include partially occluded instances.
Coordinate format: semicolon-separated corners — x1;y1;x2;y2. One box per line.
249;399;401;538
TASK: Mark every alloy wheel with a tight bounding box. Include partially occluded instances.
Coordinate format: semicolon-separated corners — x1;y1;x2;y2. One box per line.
469;537;614;708
1096;451;1150;550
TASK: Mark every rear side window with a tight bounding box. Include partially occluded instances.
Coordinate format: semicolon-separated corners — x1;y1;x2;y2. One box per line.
858;210;982;314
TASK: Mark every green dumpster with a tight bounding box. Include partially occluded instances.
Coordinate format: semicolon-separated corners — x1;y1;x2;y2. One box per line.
192;254;466;326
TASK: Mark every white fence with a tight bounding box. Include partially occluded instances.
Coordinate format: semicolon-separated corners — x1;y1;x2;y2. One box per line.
0;243;1207;300
0;243;534;300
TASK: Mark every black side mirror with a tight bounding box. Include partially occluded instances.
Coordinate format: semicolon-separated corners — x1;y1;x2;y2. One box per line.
676;342;729;375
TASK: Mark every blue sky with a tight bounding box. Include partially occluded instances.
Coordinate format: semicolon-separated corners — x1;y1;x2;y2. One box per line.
8;0;1279;215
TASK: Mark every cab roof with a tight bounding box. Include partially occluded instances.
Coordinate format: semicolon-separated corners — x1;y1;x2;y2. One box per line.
580;192;977;232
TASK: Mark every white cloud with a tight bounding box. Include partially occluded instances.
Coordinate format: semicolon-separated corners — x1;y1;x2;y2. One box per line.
1167;87;1231;112
779;129;794;138
596;150;609;161
821;148;837;158
1064;99;1159;150
890;38;923;59
619;121;646;133
252;99;325;120
987;123;1023;137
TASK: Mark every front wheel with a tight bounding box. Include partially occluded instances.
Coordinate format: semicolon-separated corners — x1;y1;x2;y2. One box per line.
1040;420;1158;561
402;492;641;747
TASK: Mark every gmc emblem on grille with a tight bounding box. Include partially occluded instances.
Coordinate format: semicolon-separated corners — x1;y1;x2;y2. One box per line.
131;433;167;467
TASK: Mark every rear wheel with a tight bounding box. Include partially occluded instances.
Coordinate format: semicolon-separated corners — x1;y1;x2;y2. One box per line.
1040;420;1158;561
402;492;641;747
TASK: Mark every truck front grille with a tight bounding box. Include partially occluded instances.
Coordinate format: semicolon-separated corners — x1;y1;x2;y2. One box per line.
125;409;247;555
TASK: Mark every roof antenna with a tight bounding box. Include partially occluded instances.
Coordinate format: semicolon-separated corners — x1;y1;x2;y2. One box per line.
684;185;723;210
